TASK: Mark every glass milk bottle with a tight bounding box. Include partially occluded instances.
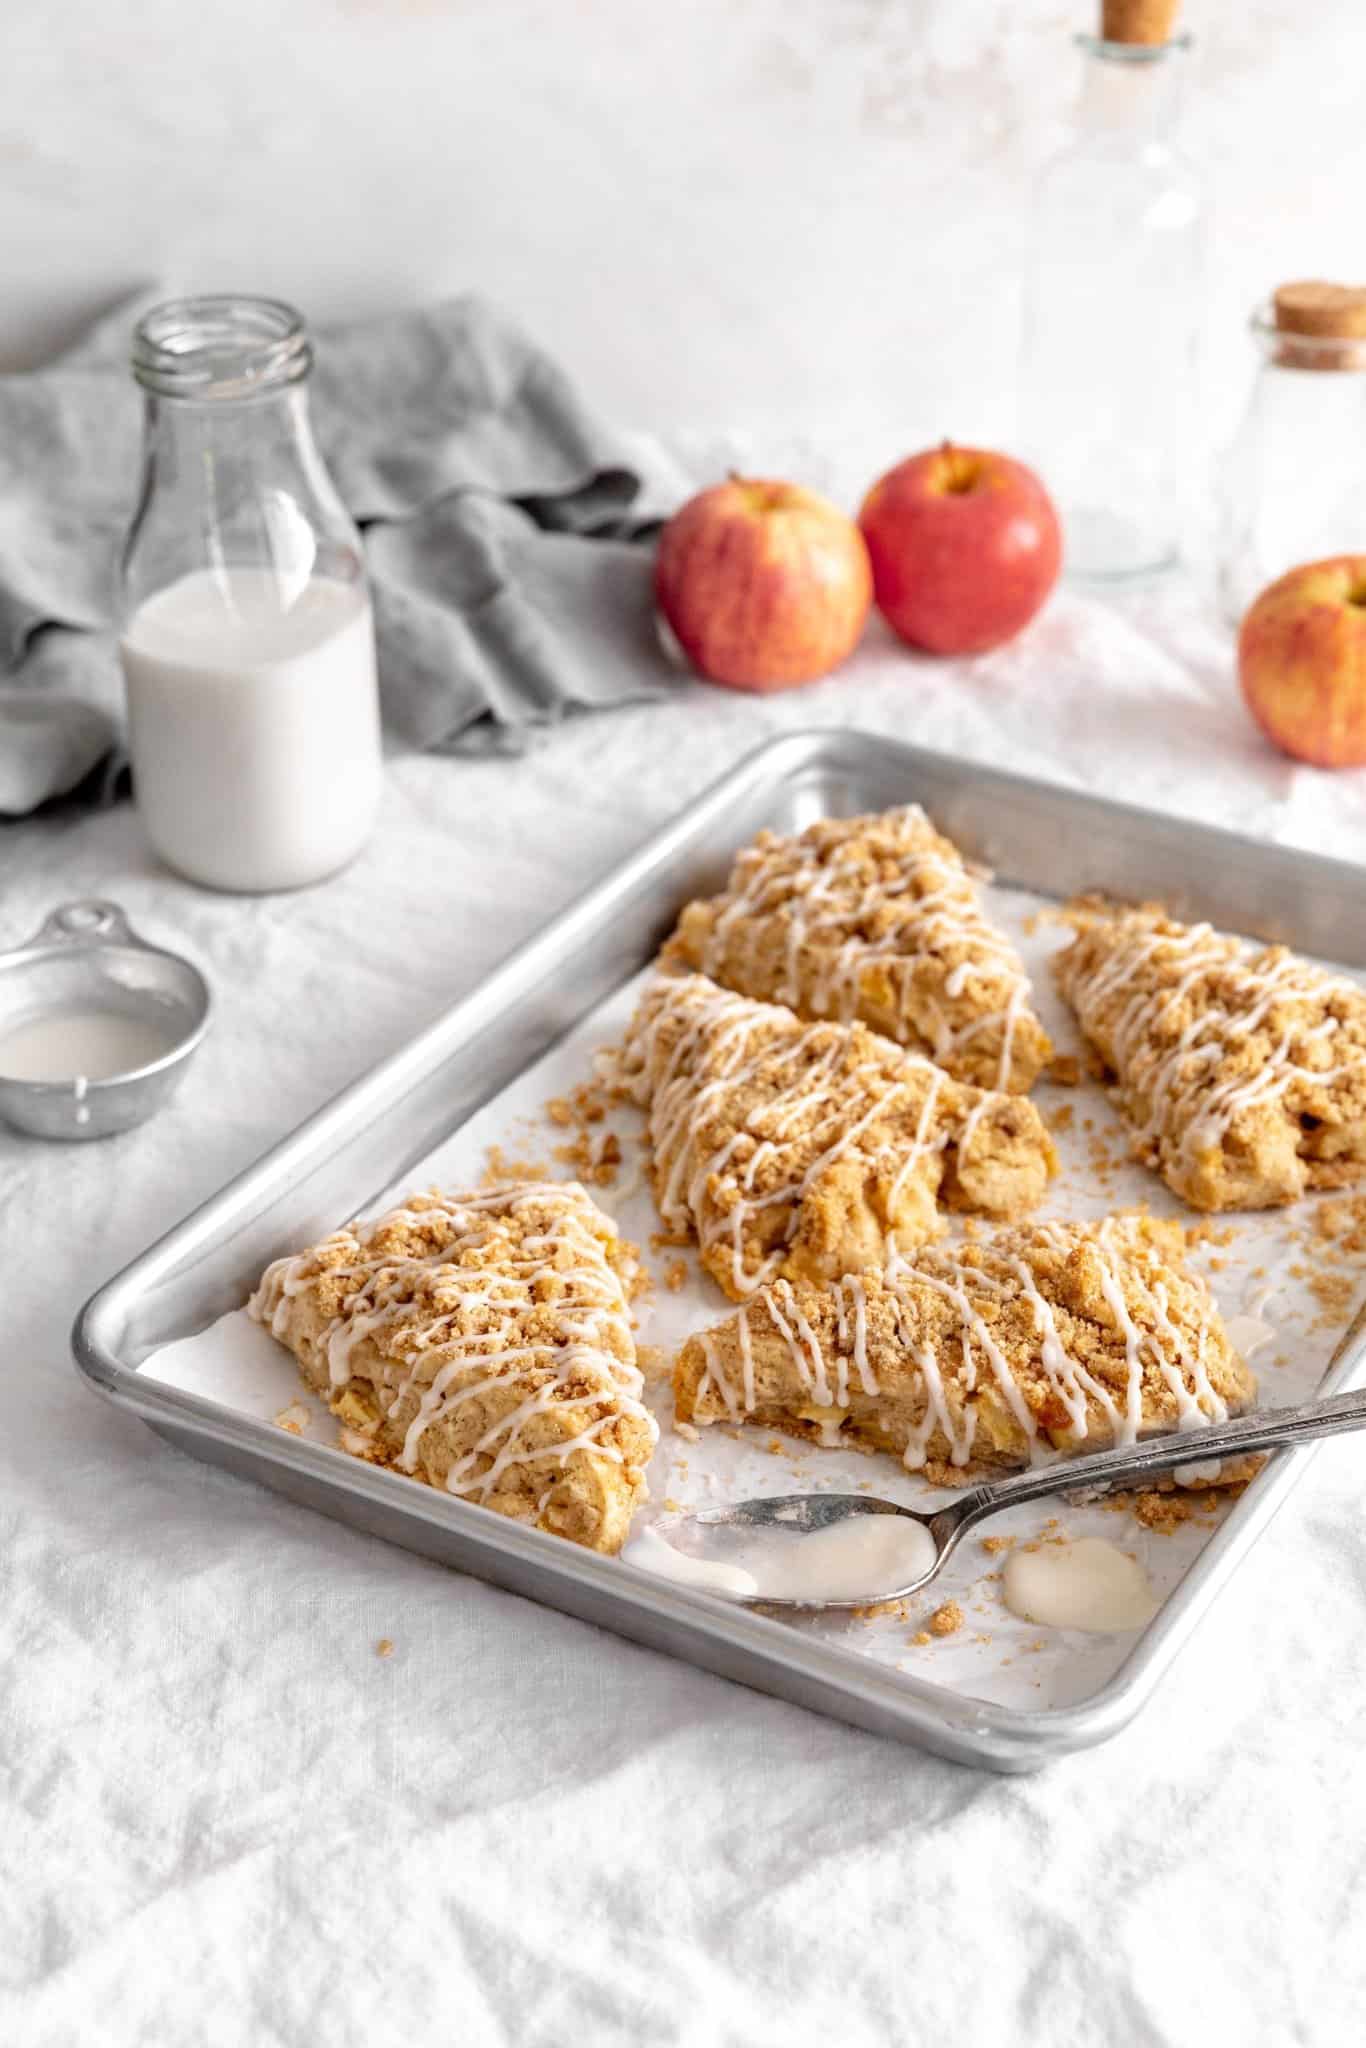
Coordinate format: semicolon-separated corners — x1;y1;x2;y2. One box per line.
119;296;382;892
1216;283;1366;626
1017;2;1205;579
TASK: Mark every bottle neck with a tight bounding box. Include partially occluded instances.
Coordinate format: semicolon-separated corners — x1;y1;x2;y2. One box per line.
141;383;317;465
129;293;338;549
124;377;361;618
1073;35;1188;142
137;382;342;541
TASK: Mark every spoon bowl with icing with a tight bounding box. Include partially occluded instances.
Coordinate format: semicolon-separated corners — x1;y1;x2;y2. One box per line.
626;1381;1366;1615
0;899;211;1140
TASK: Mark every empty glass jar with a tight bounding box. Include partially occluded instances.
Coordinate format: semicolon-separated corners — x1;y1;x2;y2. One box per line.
1018;29;1205;579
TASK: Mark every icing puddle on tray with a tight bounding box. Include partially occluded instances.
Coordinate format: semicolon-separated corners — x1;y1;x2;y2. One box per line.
1002;1537;1159;1634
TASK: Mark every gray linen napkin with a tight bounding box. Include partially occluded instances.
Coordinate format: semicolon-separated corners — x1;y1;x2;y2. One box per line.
0;290;675;815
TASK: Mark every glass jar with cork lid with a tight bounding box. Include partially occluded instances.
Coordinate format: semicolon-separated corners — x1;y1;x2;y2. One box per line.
1017;0;1205;581
1216;281;1366;626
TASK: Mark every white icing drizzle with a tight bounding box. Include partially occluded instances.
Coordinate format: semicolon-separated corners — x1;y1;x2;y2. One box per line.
1004;1253;1120;1442
692;804;1039;1090
765;1279;831;1404
736;1309;757;1411
885;1065;947;1210
1060;913;1362;1168
695;1331;739;1420
694;1219;1237;1472
248;1183;657;1505
619;974;1008;1296
901;1335;977;1469
842;1274;877;1395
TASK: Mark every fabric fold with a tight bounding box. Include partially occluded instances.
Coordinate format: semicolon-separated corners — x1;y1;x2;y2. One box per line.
0;290;677;813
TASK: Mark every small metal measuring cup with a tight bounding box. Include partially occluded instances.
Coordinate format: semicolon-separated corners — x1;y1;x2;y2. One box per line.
0;899;211;1140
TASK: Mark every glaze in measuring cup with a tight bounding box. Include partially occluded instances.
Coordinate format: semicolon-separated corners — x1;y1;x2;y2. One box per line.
0;900;211;1140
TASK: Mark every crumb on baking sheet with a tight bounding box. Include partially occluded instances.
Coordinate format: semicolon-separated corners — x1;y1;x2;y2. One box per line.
619;1240;649;1303
273;1401;310;1437
482;1143;549;1184
1046;1054;1082;1088
637;1343;669;1383
1182;1220;1237;1250
376;1638;394;1659
853;1597;910;1621
663;1258;688;1293
909;1630;932;1647
980;1534;1014;1556
542;1082;621;1184
928;1600;963;1637
673;1420;700;1442
547;1080;607;1127
1116;1487;1224;1532
650;1227;693;1252
1311;1194;1366;1255
553;1128;622;1187
1048;1102;1075;1136
1308;1269;1356;1320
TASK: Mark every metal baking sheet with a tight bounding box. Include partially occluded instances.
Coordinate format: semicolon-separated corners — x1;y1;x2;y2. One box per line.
72;729;1366;1771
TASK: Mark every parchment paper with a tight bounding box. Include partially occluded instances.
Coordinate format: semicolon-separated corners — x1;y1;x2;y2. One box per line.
141;881;1352;1713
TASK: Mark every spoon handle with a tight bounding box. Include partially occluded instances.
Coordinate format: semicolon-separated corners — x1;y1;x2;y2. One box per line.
954;1381;1366;1524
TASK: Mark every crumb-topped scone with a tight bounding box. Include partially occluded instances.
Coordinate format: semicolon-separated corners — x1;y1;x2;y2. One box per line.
675;1217;1255;1478
248;1183;656;1554
1054;901;1366;1211
616;973;1055;1301
665;805;1051;1093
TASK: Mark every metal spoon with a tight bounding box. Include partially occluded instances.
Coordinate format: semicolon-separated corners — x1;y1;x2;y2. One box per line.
660;1382;1366;1609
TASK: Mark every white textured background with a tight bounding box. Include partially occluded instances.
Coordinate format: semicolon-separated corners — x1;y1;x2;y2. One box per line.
6;0;1366;463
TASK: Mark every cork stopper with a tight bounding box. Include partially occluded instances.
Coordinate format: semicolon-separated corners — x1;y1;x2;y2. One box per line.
1102;0;1180;44
1272;282;1366;371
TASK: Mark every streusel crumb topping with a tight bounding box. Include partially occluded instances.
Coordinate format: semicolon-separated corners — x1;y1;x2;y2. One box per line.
674;1216;1254;1477
249;1183;656;1554
665;806;1051;1093
616;973;1054;1301
1054;899;1366;1211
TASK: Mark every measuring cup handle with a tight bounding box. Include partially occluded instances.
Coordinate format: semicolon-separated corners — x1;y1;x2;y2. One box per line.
27;900;136;948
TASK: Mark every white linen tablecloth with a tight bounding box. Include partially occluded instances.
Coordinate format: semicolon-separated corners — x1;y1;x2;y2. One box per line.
3;577;1364;2047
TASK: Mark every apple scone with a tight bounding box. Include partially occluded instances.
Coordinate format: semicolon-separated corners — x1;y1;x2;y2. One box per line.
616;973;1055;1301
248;1182;656;1554
664;804;1051;1093
1054;900;1366;1210
675;1217;1255;1478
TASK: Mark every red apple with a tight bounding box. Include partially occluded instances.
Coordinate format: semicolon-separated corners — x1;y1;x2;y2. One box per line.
655;477;872;691
1239;556;1366;767
858;442;1061;655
